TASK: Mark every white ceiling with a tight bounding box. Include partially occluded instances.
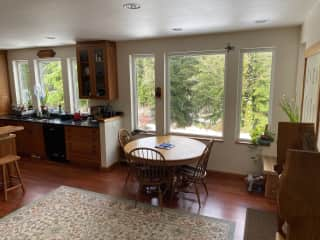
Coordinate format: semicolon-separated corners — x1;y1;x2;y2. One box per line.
0;0;317;49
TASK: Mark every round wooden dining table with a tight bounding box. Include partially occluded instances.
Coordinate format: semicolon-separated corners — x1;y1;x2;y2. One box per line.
123;135;206;166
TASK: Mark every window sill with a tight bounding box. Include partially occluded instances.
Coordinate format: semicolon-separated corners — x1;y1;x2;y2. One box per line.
235;140;271;147
132;129;156;136
169;132;224;142
235;140;253;145
132;130;224;142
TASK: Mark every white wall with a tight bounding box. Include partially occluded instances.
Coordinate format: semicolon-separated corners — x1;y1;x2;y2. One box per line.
302;0;320;48
114;27;301;175
295;43;306;110
296;0;320;119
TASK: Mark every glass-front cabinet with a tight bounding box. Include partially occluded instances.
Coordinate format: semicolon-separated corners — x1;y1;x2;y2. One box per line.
76;41;118;100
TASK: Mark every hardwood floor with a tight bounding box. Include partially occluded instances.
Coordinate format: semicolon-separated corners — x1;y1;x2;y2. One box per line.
0;158;276;240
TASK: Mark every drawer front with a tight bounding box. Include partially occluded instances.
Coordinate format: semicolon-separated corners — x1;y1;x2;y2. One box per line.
65;141;99;156
65;126;100;167
66;146;100;168
65;126;99;141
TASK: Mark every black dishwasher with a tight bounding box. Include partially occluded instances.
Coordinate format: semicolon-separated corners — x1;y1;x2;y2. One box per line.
43;124;67;162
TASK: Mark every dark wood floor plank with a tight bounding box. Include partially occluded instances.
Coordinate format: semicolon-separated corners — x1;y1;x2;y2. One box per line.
0;158;276;240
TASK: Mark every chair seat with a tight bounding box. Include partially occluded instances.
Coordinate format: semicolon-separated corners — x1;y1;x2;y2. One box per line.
179;164;196;172
178;165;206;179
0;155;20;165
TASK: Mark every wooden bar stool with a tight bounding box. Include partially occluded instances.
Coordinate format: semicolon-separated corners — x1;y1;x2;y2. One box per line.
0;155;25;201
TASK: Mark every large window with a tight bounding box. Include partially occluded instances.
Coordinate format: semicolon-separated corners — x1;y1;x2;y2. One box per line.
238;49;274;140
168;52;226;137
132;55;156;131
71;59;89;113
38;60;64;110
14;61;31;106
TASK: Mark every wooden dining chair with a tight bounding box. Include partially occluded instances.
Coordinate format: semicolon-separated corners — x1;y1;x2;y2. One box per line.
128;147;173;210
118;128;133;185
118;128;132;149
176;139;214;208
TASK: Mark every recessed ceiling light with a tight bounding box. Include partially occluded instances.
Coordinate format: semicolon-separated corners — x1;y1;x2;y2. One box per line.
255;19;268;24
172;28;183;32
123;3;141;9
45;36;56;40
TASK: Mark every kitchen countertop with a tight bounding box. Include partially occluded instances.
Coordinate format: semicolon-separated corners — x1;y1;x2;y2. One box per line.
97;115;122;123
0;115;100;128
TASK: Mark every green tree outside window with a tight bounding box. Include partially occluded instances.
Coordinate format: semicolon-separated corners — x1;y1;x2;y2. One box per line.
39;61;64;109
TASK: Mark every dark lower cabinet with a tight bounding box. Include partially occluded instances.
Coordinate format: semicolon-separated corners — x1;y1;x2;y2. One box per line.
0;119;101;167
65;126;100;168
0;120;46;159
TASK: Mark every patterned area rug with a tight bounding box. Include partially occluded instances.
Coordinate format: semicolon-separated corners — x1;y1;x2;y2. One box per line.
0;186;235;240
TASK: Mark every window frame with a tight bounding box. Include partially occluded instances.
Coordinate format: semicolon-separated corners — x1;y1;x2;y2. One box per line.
68;57;89;113
130;53;157;132
12;60;31;106
235;47;276;142
35;58;65;110
165;50;227;139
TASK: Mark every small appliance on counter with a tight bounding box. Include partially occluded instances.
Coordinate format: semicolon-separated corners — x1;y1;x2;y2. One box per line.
11;105;35;118
73;112;81;121
90;104;122;120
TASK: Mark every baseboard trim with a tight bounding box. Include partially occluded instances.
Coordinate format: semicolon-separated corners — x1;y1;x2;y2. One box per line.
100;162;246;179
100;161;120;172
207;169;246;179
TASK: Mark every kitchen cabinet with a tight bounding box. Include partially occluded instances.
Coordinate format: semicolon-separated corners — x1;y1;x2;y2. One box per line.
76;41;118;100
0;120;46;159
0;51;11;115
65;126;100;168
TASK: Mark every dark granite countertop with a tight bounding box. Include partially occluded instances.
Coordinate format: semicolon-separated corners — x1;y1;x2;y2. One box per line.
0;115;99;128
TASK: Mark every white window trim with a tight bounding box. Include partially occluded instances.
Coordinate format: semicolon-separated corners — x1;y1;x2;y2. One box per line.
67;58;75;113
130;53;157;132
35;58;65;110
165;50;227;139
12;60;30;106
235;47;276;142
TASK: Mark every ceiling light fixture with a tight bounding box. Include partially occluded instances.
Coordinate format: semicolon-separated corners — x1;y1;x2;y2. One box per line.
172;28;183;32
255;19;268;24
123;3;141;9
45;36;56;40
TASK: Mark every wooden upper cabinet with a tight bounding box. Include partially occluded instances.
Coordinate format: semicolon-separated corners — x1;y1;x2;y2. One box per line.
0;51;11;115
76;41;118;100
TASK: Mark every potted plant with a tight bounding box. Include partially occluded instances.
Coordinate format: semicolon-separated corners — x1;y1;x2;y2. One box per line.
34;83;48;115
279;95;299;123
250;125;275;146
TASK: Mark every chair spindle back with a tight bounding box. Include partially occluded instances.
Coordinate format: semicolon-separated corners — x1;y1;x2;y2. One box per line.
118;128;132;149
193;140;214;179
128;147;168;181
